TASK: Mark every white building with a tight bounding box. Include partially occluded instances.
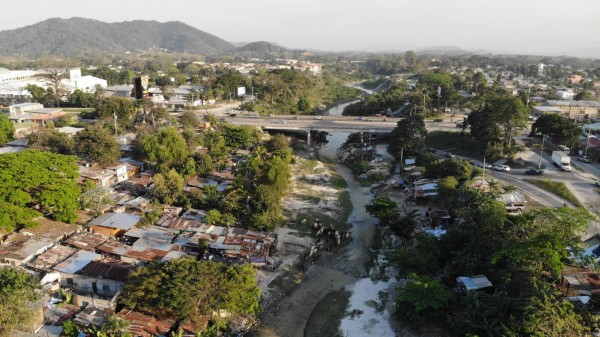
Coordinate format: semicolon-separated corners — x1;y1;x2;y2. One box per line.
61;68;107;93
557;90;575;100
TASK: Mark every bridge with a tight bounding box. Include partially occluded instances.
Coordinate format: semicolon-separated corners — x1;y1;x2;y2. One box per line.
222;115;464;145
221;116;398;145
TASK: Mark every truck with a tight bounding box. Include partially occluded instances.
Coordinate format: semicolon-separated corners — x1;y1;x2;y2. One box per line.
552;151;572;171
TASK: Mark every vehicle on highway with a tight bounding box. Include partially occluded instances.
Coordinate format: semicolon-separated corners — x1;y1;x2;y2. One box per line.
427;147;436;153
505;203;525;213
314;116;322;120
444;152;455;159
355;117;366;121
433;118;444;122
551;151;572;171
492;165;511;172
577;155;592;163
292;116;299;120
277;120;287;124
229;113;237;117
525;169;544;175
558;145;571;153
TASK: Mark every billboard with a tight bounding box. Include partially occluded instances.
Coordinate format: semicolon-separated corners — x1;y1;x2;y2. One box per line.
236;87;246;98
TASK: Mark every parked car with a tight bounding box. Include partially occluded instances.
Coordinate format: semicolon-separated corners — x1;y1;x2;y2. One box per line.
426;147;437;153
229;113;237;117
577;155;592;163
355;117;366;121
493;165;511;172
525;169;544;175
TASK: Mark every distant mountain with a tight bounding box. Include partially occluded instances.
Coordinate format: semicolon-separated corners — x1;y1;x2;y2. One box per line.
223;41;305;59
0;17;235;57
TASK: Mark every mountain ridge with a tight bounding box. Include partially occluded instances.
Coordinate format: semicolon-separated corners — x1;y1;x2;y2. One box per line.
0;17;235;57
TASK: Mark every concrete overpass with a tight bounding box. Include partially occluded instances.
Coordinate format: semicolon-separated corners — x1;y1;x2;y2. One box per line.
221;116;398;145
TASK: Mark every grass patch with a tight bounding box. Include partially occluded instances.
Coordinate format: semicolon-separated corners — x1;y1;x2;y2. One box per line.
524;179;584;208
304;289;351;337
337;190;353;225
296;193;321;204
330;172;348;189
300;159;319;173
267;268;305;296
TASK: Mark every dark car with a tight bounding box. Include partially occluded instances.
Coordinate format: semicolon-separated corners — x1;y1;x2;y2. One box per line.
433;118;444;122
525;169;544;175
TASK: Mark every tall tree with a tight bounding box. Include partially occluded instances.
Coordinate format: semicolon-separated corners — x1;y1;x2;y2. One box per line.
530;114;580;148
153;169;184;205
388;114;428;159
139;127;188;172
75;124;121;165
0;267;41;336
0;114;15;145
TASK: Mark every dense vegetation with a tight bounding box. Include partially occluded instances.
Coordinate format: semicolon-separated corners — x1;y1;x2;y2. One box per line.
368;181;594;335
119;257;260;322
0;150;80;231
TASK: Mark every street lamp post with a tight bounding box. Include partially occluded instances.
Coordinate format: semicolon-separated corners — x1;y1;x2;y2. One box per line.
538;136;545;169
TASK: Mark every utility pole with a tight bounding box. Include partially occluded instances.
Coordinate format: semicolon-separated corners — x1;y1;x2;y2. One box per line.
585;126;592;157
481;157;486;184
113;113;118;137
538;136;545;169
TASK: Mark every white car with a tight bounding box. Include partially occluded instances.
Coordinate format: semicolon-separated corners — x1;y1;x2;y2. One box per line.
277;120;287;124
492;165;511;172
355;117;366;121
314;116;322;120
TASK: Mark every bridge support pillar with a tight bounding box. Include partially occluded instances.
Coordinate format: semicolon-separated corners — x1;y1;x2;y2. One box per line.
306;130;311;146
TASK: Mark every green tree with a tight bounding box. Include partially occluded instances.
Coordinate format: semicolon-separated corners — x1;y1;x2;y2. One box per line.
223;125;253;149
0;114;15;145
75;124;121;165
467;94;529;156
119;257;260;320
0;268;41;336
388;115;428;159
195;153;215;177
180;110;199;129
396;273;454;321
62;320;80;337
205;209;222;225
153;169;184;205
530;114;581;148
139;127;188;171
26;127;74;155
365;196;399;224
0;150;80;227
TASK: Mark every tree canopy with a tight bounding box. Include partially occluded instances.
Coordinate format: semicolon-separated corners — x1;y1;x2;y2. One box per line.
75;124;121;165
530;114;581;148
0;114;15;145
119;257;260;322
388;114;428;159
0;267;41;336
0;150;80;230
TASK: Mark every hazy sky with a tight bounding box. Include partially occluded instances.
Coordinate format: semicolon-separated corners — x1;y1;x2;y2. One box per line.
2;0;599;56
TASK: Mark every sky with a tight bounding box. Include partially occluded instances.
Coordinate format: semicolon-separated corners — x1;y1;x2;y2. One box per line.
2;0;600;57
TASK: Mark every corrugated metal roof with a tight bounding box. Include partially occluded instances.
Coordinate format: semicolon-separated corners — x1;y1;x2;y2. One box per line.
88;213;141;230
54;250;101;274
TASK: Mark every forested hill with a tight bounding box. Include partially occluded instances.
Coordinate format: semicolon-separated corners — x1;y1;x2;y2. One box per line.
0;17;235;57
